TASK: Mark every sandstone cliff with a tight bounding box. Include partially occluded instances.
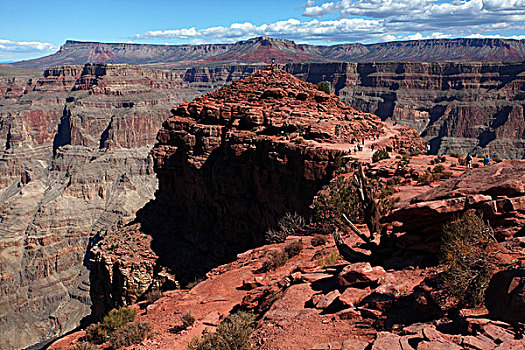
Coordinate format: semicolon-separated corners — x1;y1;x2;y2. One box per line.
0;63;194;349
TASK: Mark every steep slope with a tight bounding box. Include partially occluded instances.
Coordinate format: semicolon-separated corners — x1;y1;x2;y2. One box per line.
88;66;423;317
0;63;196;350
5;36;525;69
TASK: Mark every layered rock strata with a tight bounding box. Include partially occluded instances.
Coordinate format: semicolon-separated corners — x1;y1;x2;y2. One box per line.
89;66;397;316
285;61;525;158
0;63;193;349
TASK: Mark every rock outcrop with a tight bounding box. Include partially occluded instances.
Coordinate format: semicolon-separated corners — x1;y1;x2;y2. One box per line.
88;66;399;316
0;63;194;349
386;160;525;243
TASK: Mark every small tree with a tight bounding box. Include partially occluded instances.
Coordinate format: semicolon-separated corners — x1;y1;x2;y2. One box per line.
441;211;494;307
372;149;389;163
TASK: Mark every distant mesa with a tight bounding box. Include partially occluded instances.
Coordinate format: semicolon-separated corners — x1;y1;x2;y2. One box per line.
3;36;525;69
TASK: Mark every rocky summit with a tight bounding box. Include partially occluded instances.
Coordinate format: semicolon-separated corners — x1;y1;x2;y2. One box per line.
88;66;424;318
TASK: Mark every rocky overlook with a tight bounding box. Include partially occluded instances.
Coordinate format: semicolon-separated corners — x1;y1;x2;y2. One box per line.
5;37;525;69
89;66;423;317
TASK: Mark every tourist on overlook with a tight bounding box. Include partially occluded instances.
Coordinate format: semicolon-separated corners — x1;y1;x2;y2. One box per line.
466;154;473;168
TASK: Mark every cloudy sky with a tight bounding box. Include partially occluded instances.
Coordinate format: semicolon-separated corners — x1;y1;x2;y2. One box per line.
1;0;524;62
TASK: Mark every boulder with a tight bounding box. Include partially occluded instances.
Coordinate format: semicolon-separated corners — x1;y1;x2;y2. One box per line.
485;269;525;323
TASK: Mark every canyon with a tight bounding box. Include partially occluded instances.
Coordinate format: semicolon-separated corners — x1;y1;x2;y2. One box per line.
0;36;524;349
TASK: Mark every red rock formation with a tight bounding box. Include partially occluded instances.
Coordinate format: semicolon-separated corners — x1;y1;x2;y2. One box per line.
89;66;395;316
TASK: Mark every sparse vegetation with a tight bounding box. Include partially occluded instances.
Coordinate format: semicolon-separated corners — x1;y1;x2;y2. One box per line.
181;312;196;329
284;240;303;258
432;164;445;173
318;251;342;267
187;311;255;350
265;212;305;243
451;152;461;158
311;234;328;246
312;175;363;226
441;211;494;307
260;249;288;272
109;322;152;349
316;81;331;94
143;288;163;303
417;171;433;185
84;307;137;344
372;149;390;163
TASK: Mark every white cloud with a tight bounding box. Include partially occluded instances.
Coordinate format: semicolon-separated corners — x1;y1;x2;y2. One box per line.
303;0;525;35
133;0;525;45
0;39;57;62
135;18;387;43
0;39;56;52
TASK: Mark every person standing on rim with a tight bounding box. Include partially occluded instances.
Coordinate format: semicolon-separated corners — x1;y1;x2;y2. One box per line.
466;153;473;168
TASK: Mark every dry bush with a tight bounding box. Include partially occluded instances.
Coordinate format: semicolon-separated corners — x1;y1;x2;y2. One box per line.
417;171;433;185
188;312;255;350
260;250;288;272
144;289;163;303
181;312;196;329
284;240;303;258
372;149;389;163
311;234;328;246
265;212;305;243
432;164;445;173
441;211;494;307
109;322;152;349
318;251;342;267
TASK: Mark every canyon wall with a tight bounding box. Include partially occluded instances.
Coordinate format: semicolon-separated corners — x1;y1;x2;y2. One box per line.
0;64;196;349
6;36;525;69
283;61;525;158
1;58;524;348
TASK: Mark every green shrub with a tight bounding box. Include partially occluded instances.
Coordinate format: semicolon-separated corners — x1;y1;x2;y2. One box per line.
181;312;196;329
316;81;331;94
318;251;342;267
284;240;303;258
68;342;98;350
102;308;137;333
450;153;461;158
265;212;305;243
441;211;494;307
417;171;433;185
372;149;389;163
312;176;363;226
311;234;328;246
261;249;288;272
473;163;480;168
432;164;445;173
493;157;502;163
109;322;152;349
188;312;255;350
84;307;137;344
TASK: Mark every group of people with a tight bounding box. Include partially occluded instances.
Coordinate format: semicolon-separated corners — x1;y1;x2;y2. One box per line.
466;154;491;168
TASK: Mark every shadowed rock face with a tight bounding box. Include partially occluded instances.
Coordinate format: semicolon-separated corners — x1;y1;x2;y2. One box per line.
0;63;195;350
88;67;406;316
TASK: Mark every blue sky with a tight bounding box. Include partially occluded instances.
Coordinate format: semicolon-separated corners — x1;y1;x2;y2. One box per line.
1;0;524;62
